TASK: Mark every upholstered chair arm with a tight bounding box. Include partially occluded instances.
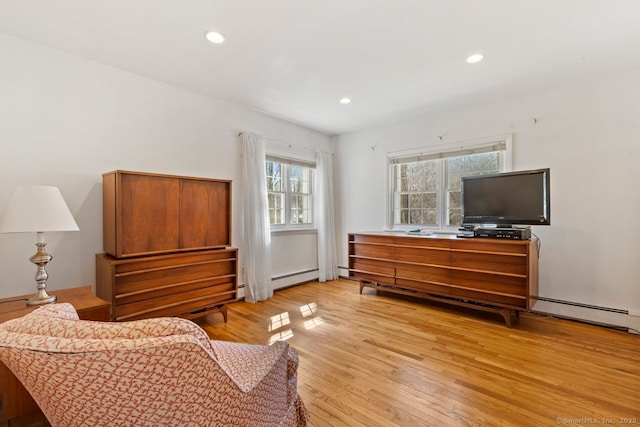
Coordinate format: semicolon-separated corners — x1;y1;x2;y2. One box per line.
210;340;292;392
30;302;80;320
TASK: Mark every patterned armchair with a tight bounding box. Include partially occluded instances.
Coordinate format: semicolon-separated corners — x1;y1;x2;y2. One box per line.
0;303;308;427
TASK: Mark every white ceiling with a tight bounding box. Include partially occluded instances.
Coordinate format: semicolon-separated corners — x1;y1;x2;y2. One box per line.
1;0;639;135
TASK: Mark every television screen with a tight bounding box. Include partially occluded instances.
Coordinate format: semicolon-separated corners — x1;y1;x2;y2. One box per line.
461;168;550;226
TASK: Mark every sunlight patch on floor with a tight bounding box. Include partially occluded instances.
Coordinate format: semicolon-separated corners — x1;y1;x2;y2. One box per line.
304;316;325;330
269;312;290;331
300;302;317;317
269;329;294;344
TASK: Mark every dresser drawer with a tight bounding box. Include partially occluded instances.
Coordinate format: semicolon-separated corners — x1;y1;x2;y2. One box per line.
114;258;235;296
451;251;527;275
115;282;236;321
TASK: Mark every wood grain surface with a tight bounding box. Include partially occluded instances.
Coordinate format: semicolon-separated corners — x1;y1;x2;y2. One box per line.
198;279;640;427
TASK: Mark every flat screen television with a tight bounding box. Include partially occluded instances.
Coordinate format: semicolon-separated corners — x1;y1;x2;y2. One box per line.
461;168;550;227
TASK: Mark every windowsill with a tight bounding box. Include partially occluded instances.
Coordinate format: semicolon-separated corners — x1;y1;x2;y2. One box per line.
270;228;318;236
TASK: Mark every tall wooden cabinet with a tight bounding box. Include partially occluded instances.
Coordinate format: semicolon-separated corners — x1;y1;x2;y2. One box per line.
97;171;237;321
103;170;231;258
348;232;538;327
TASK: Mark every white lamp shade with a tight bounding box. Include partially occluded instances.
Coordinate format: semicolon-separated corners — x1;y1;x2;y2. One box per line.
0;185;79;233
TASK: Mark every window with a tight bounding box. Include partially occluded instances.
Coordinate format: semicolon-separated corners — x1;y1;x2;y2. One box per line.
266;157;314;227
389;138;510;230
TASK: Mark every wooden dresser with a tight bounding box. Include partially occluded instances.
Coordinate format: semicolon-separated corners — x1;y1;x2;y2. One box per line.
0;287;110;427
97;170;238;322
348;232;539;327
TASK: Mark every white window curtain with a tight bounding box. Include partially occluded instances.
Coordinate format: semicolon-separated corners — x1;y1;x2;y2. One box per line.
315;150;338;282
240;132;273;302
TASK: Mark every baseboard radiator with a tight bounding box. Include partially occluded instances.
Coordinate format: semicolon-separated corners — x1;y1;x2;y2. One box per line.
532;297;639;334
237;269;319;300
272;269;319;290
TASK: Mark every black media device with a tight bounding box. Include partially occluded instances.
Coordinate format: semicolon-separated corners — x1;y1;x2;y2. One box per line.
473;227;531;240
461;168;551;228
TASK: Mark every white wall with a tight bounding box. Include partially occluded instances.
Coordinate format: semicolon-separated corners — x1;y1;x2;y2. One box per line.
335;66;640;324
0;33;330;298
270;231;318;290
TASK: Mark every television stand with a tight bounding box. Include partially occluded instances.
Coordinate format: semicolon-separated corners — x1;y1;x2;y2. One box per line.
348;232;539;327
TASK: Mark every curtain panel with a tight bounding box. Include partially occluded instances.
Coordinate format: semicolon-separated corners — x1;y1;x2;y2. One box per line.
240;133;273;302
315;151;338;282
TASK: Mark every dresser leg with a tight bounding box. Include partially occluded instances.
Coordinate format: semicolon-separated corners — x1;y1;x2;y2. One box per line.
500;308;513;328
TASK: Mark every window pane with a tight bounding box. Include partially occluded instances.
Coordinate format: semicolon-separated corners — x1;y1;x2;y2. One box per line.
424;161;437;175
268;193;285;225
400;178;410;192
292;209;311;224
448;157;463;173
448;191;461;209
424;174;437;191
289;165;302;180
423;209;437;225
291;193;312;224
409;194;422;208
449;209;462;226
448;173;461;191
301;168;311;193
267;177;282;191
423;193;437;208
410;210;421;224
289;165;307;193
266;161;283;191
399;209;409;224
408;175;417;192
400;194;409;209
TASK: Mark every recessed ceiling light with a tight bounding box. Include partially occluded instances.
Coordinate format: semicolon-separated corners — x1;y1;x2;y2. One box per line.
205;30;225;44
466;53;484;64
339;97;351;104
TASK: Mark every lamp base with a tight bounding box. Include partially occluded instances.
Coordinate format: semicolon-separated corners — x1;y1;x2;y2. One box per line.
27;234;57;305
27;288;57;305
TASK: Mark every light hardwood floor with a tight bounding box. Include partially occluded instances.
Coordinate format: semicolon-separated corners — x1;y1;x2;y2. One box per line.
197;279;640;427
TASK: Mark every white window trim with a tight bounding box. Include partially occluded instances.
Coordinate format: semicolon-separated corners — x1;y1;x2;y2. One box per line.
386;134;513;231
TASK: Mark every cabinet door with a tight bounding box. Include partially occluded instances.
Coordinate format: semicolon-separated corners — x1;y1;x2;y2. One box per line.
119;173;180;256
180;179;231;249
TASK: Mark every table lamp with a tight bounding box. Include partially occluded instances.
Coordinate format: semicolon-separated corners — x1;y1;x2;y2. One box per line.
0;185;79;305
